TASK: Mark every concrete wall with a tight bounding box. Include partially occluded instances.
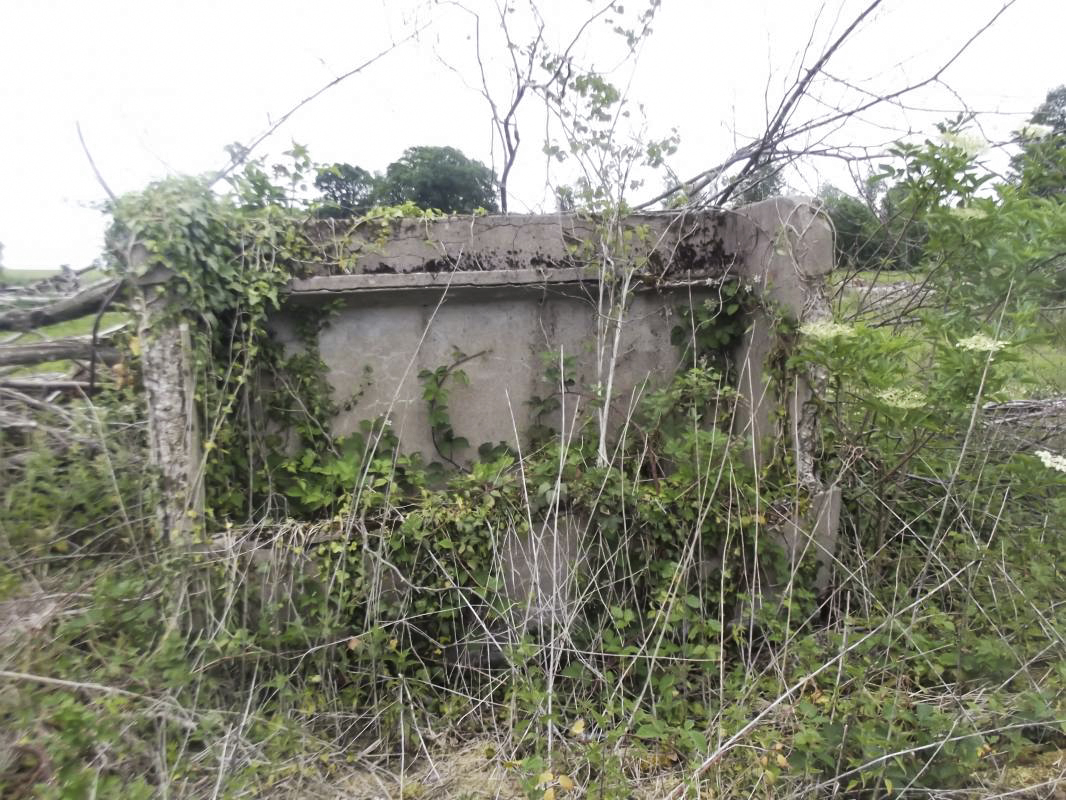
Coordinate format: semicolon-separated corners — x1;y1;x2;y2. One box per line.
276;278;727;459
276;198;835;472
264;198;839;623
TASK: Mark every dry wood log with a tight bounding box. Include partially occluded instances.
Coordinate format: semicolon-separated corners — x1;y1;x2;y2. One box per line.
0;379;92;392
0;294;70;310
0;278;124;332
0;338;121;368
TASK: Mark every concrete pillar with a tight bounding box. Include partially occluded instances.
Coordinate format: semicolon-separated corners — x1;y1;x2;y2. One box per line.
731;196;839;588
131;259;203;545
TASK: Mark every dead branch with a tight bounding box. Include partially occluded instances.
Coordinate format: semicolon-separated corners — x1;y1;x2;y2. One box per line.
0;387;75;419
715;0;886;206
76;122;118;204
0;337;122;368
212;26;426;186
439;0;626;213
0;379;92;393
0;267;80;299
0;278;124;333
637;0;1019;210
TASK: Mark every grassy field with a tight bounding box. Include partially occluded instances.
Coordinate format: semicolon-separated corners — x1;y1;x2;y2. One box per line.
0;268;64;285
0;266;106;287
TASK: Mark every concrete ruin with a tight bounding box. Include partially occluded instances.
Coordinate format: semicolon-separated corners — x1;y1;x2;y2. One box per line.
141;196;840;627
277;198;830;469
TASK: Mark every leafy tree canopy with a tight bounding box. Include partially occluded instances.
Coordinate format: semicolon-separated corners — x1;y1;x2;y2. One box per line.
1011;84;1066;199
818;181;926;273
313;163;376;217
313;146;498;217
376;145;497;213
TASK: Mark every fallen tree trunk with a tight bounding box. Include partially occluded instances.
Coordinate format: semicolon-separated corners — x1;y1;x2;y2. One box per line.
0;278;124;332
0;338;121;368
0;294;73;310
0;378;92;392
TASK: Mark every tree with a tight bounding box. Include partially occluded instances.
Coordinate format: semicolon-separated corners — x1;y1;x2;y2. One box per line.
818;182;926;273
728;163;786;206
312;146;498;216
819;185;887;270
1011;85;1066;199
375;146;498;213
314;163;377;217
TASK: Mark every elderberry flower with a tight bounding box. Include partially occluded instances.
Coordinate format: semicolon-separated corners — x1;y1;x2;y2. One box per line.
938;131;987;158
876;387;925;410
947;207;987;221
1016;123;1054;140
1035;450;1066;474
956;334;1006;353
799;320;855;340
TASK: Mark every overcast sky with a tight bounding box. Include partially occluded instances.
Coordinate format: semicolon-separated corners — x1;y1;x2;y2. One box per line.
0;0;1061;269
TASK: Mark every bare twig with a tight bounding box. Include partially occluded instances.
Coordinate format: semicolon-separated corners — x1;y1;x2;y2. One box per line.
637;0;1019;210
211;27;425;185
75;122;118;203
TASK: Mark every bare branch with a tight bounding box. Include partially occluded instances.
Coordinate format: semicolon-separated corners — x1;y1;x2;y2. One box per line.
716;0;886;206
0;378;92;393
76;121;118;203
211;26;426;185
0;278;124;333
0;334;123;368
637;0;1019;210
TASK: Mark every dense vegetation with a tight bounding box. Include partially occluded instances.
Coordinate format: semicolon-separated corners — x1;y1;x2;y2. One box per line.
1;69;1065;800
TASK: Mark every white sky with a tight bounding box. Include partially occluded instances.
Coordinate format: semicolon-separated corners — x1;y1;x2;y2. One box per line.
0;0;1061;269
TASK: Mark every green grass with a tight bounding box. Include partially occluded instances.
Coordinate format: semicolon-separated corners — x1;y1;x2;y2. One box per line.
1009;339;1066;395
828;267;926;290
0;268;61;286
35;312;128;339
1;267;106;288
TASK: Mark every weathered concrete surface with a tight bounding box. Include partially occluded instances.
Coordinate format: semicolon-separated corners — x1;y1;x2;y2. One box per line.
731;196;833;474
278;201;834;469
281;210;737;459
728;198;837;589
276;281;721;459
302;211;737;277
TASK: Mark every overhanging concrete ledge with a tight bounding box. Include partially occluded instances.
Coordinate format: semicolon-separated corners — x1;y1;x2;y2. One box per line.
287;266;730;297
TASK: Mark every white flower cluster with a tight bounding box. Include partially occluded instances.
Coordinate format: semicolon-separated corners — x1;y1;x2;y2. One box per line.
876;387;926;410
947;207;988;221
939;131;987;158
800;320;855;340
1035;450;1066;474
1016;123;1054;140
956;334;1006;353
